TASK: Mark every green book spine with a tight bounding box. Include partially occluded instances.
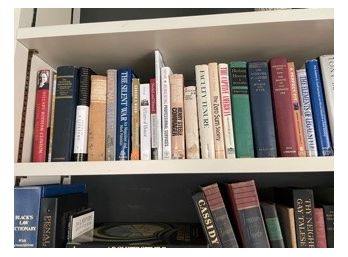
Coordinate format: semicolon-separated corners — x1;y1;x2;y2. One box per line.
229;61;254;157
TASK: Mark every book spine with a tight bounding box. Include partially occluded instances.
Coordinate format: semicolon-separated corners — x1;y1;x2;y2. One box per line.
226;180;270;247
276;205;297;248
322;205;334;248
269;58;298;157
195;64;215;159
261;202;285;248
292;189;316;247
319;55;334;145
296;69;318;157
170;74;185;159
131;78;140;160
155;50;165;160
208;63;225;159
288;62;306;157
88;75;107;161
202;183;239;247
161;67;173;160
37;197;58;247
305;59;333;156
247;61;277;157
218;63;236;159
116;69;134;160
184;86;200;159
192;192;222;247
33;70;51;162
106;69;117;161
150;78;157;160
314;208;327;248
51;66;79;162
73;67;93;161
140;83;151;160
48;74;57;162
229;61;254;158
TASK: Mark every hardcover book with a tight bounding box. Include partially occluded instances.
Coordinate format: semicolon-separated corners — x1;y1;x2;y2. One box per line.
314;208;327;248
140;83;151;160
247;61;277;157
322;205;334;248
276;205;297;248
161;67;173;160
106;69;117;161
229;61;254;158
131;78;140;160
260;202;284;248
47;73;57;162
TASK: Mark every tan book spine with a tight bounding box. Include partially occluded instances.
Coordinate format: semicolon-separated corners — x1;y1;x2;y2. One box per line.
184;86;200;159
208;63;225;159
131;78;140;160
88;75;106;161
106;69;117;161
277;205;297;248
170;74;185;159
288;62;306;157
48;73;57;162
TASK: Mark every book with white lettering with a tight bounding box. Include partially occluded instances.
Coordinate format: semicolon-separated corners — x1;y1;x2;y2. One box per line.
140;83;151;160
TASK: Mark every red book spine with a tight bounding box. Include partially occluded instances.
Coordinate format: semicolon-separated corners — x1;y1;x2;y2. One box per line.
314;208;327;248
32;70;51;162
269;58;298;157
150;78;156;114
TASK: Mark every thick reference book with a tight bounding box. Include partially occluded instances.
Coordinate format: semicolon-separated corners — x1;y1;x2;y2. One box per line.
140;83;151;160
192;191;222;247
201;183;238;247
269;57;298;157
14;184;86;248
66;222;207;248
225;180;270;247
106;69;117;161
37;193;88;247
229;61;254;158
275;188;316;247
305;59;333;156
51;66;79;161
276;205;297;248
116;68;135;160
247;61;277;157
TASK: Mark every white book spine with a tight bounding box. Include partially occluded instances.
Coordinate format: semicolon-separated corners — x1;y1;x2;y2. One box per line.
140;83;151;160
296;69;318;157
195;64;215;159
319;55;334;144
218;63;236;159
161;67;173;160
70;211;95;240
184;86;200;159
106;69;117;161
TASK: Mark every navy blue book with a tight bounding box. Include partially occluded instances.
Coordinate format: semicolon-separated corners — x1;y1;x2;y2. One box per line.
248;61;277;157
14;184;86;248
116;68;135;160
305;60;333;156
52;66;80;161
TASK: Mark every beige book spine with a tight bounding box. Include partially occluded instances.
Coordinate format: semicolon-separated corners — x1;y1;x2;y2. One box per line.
48;73;57;162
106;69;117;161
277;205;297;248
170;74;185;159
131;78;140;160
88;75;106;161
184;86;200;159
208;63;225;159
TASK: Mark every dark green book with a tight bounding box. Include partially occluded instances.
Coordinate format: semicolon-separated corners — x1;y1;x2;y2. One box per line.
229;61;254;157
261;202;285;248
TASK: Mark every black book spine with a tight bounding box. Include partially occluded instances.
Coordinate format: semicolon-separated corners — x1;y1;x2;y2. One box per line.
322;205;334;248
52;66;80;161
192;192;222;247
73;67;94;161
37;198;58;247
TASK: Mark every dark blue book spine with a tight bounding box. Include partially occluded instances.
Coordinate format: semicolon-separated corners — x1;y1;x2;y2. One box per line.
41;183;86;197
14;187;43;247
52;66;80;161
248;61;277;157
305;60;333;156
116;68;135;160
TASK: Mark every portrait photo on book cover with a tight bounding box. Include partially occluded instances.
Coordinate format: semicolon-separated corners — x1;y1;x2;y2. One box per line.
37;70;50;89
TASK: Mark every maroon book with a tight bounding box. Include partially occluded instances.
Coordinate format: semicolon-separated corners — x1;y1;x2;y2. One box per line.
269;57;298;157
314;208;327;248
32;70;51;162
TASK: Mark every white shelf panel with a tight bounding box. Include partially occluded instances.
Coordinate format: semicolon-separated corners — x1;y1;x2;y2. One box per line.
14;157;334;176
16;8;333;80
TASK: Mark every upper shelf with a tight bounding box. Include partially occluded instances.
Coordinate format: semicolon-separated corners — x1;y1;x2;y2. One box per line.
14;157;334;176
16;8;334;80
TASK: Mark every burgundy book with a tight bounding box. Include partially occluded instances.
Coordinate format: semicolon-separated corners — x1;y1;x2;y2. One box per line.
150;78;157;160
32;70;52;162
314;208;327;248
269;57;298;157
225;180;270;248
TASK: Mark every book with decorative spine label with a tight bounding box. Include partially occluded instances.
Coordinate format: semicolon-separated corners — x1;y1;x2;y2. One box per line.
106;69;117;161
131;78;140;160
195;64;215;159
88;75;107;161
140;83;151;160
184;86;200;159
170;74;185;159
161;67;173;160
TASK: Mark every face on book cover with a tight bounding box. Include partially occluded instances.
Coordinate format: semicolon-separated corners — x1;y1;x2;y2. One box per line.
38;71;49;88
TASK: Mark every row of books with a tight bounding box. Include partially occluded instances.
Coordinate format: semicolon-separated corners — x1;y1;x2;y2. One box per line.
193;180;334;248
31;51;334;162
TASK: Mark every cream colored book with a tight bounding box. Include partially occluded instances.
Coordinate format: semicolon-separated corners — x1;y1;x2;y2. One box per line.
277;205;297;248
184;86;200;159
47;73;57;162
131;78;140;160
106;69;117;161
195;64;215;159
170;74;185;159
140;83;151;160
88;75;106;161
208;63;225;159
